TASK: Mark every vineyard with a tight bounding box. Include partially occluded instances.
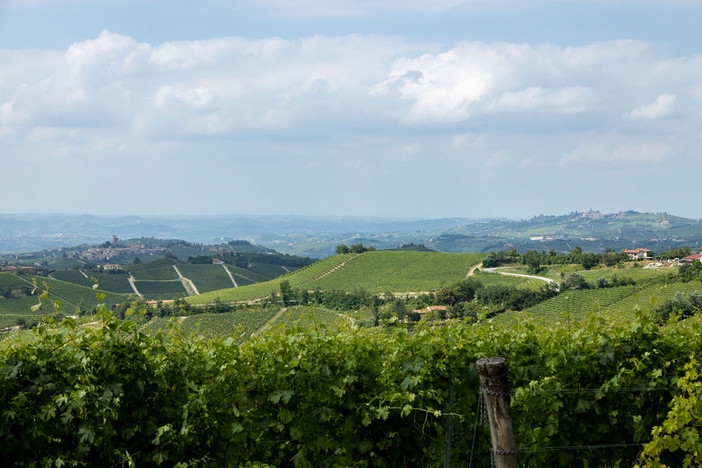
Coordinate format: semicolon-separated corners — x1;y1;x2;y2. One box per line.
190;252;484;305
129;266;179;281
50;270;94;287
178;309;278;340
175;264;235;292
304;251;485;293
124;257;180;272
265;306;347;330
473;271;542;289
24;276;127;311
190;254;357;303
2;309;701;466
92;274;134;294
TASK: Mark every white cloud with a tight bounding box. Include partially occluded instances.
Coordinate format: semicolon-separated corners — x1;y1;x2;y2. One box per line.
629;93;677;120
1;31;701;158
487;86;595;113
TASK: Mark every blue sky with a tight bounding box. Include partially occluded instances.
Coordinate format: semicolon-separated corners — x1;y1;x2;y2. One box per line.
1;0;701;220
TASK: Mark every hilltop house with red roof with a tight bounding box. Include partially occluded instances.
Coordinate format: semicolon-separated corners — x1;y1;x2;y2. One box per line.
623;248;652;260
682;253;702;263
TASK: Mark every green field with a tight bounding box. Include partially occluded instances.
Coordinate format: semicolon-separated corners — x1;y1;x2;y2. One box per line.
303;251;485;293
176;264;236;293
189;254;358;303
0;296;42;318
140;309;279;341
501;278;702;324
130;266;179;281
266;306;347;330
248;263;288;278
226;265;270;286
124;258;179;272
94;274;134;294
473;271;547;290
189;251;484;304
21;276;128;310
607;281;702;316
179;309;278;339
51;270;94;287
134;280;187;296
0;272;130;326
0;272;32;290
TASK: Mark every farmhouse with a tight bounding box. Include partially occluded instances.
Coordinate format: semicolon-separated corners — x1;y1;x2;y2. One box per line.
103;264;123;271
212;258;225;265
410;305;448;321
681;254;702;263
623;248;651;260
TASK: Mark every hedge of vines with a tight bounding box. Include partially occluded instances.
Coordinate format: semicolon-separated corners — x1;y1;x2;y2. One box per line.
1;309;701;467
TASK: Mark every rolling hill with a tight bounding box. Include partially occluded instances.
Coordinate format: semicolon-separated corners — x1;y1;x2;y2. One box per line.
189;251;485;304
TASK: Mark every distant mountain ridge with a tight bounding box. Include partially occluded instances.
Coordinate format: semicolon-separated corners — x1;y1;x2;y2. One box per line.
0;211;700;256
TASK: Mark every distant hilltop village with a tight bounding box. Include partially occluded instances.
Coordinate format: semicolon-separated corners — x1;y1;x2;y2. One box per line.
65;235;168;262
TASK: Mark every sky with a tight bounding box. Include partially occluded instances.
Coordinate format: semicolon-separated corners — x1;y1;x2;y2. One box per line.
1;0;701;220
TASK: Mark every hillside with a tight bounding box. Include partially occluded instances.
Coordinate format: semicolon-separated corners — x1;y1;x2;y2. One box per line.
189;251;485;304
0;272;130;327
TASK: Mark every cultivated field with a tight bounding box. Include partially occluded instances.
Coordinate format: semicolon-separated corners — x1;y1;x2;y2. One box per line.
189;252;484;304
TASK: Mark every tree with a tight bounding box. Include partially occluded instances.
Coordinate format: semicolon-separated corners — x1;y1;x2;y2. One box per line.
279;280;293;306
522;250;541;273
335;244;350;254
581;253;600;270
133;257;142;265
563;273;589;290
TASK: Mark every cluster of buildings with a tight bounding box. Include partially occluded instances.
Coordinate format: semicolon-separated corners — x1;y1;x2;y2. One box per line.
623;247;702;263
75;244;168;262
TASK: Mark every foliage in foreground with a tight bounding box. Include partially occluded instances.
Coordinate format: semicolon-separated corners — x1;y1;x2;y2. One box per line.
1;310;702;466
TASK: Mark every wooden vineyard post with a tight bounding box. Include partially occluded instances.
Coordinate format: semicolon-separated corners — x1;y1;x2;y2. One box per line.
475;357;518;468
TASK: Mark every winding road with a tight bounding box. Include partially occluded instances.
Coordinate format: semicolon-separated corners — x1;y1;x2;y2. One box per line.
482;267;561;292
